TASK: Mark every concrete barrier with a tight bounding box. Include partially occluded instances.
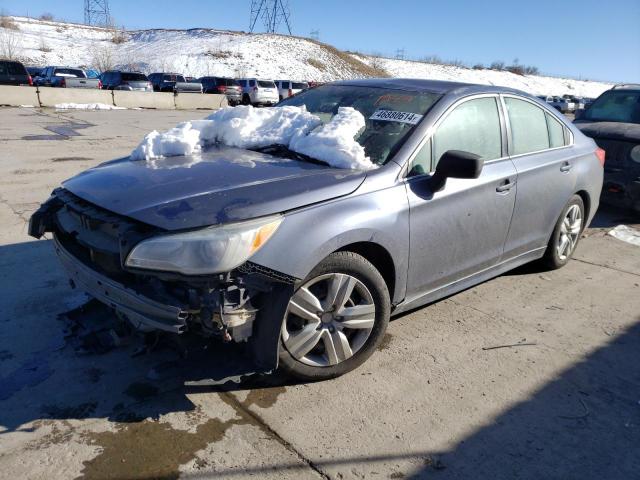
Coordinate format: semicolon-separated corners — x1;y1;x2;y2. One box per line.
0;85;40;107
37;87;115;107
174;93;228;110
112;90;175;109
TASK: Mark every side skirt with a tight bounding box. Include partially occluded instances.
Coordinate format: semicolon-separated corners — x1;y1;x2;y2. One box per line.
392;247;546;316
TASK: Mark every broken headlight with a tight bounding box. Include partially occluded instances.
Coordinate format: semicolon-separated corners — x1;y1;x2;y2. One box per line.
125;215;282;275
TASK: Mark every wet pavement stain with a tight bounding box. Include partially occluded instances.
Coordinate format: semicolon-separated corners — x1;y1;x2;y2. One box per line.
240;386;286;409
124;382;159;402
76;386;287;479
378;332;394;351
78;415;244;480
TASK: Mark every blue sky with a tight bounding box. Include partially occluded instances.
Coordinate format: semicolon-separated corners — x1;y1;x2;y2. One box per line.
2;0;639;82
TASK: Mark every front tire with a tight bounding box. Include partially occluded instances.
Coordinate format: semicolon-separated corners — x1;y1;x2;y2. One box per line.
542;195;585;269
279;252;390;381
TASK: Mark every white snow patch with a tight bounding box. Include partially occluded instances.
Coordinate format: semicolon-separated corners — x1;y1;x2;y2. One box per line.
290;107;371;170
131;105;376;170
608;225;640;247
54;103;126;110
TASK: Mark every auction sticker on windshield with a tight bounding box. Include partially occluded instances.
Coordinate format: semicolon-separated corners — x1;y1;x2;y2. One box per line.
370;109;423;125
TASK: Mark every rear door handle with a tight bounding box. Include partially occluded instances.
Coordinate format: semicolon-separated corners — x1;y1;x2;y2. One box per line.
560;161;572;173
496;179;516;193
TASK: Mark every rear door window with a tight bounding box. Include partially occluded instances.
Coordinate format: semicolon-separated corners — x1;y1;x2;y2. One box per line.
433;97;502;165
505;97;550;155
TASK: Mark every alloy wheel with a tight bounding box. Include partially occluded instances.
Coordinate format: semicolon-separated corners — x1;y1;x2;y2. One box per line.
556;204;582;261
282;273;376;367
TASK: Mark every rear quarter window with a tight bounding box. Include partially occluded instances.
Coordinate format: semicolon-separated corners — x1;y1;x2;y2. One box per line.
546;112;568;148
7;62;27;75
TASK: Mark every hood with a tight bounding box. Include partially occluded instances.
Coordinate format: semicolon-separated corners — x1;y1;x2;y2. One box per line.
62;145;366;231
575;121;640;142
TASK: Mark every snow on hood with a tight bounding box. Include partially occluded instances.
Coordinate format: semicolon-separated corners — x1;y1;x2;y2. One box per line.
130;105;377;170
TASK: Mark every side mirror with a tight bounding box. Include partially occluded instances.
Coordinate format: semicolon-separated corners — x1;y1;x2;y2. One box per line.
430;150;484;191
574;108;585;120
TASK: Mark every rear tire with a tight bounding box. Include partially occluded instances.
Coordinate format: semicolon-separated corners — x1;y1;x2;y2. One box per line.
242;94;251;106
278;252;390;381
542;195;585;269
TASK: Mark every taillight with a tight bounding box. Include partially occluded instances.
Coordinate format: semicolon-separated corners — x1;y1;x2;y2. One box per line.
27;75;33;86
596;147;606;166
253;86;258;91
288;88;292;97
217;85;226;92
97;80;103;89
60;77;66;87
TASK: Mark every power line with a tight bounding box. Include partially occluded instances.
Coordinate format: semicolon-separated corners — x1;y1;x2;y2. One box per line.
249;0;292;35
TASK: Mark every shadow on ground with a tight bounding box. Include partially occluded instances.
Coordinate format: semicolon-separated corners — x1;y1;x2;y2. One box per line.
0;239;296;436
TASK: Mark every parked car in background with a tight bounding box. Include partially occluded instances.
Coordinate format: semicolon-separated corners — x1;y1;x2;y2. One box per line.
100;71;152;91
575;84;640;212
29;79;603;380
549;96;575;113
26;66;44;80
570;96;586;110
36;66;101;89
0;60;32;86
275;80;309;101
237;78;279;106
199;77;243;105
148;73;202;93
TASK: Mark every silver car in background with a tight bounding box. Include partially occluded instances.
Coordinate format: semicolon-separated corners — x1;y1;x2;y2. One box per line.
237;78;279;106
29;79;604;381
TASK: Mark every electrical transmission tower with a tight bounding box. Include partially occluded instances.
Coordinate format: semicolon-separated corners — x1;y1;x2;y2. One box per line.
395;48;406;60
249;0;292;35
84;0;111;27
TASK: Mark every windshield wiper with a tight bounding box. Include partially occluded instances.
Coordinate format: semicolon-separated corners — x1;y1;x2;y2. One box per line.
252;144;330;166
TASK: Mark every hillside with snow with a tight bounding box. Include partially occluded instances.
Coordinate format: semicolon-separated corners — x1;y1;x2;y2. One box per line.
1;16;613;98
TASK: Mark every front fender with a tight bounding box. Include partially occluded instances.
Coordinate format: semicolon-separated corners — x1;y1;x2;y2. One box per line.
249;183;410;304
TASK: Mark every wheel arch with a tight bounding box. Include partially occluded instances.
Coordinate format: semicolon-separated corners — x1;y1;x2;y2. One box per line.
336;241;396;305
575;189;591;222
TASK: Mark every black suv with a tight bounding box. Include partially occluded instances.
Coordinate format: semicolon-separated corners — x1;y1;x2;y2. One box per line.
575;84;640;213
0;60;32;86
198;76;243;105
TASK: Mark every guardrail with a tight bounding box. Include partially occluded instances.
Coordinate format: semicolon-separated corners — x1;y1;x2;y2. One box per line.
0;85;228;110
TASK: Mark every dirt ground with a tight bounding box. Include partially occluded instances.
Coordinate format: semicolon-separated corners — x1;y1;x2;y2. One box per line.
0;106;639;480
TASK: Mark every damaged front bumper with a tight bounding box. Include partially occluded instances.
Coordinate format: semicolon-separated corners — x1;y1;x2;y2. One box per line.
29;189;297;371
53;235;189;334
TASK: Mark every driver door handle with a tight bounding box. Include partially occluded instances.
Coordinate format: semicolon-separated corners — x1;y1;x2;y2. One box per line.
496;179;516;193
560;161;573;173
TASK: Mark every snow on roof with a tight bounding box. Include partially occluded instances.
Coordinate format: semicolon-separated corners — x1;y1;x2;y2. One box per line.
130;105;377;170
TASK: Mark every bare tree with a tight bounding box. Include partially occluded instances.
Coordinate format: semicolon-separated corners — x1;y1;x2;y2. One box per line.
91;43;115;72
0;29;21;60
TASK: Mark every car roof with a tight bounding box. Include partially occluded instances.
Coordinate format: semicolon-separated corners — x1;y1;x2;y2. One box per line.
331;78;531;97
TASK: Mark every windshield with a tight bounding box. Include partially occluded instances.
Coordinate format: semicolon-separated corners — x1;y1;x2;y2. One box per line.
122;72;148;82
584;90;640;123
54;68;85;78
163;74;185;82
277;84;441;165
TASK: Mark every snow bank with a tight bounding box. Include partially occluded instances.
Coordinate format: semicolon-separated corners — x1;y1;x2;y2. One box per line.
608;225;640;247
54;103;126;110
131;105;376;170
